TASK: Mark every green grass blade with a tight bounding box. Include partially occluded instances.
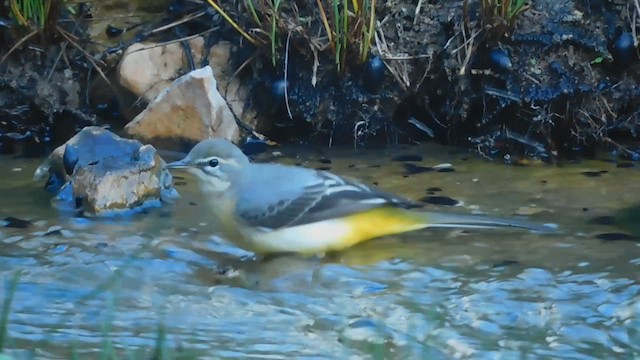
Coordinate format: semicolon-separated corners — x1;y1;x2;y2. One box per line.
0;271;21;353
150;322;167;360
246;0;262;26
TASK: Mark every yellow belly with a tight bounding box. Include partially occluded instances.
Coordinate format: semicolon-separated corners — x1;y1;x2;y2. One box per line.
246;207;428;255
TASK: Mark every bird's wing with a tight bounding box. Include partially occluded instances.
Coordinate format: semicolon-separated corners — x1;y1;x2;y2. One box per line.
234;164;414;230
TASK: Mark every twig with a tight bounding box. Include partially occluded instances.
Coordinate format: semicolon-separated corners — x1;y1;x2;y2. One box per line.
414;0;424;25
56;26;113;92
0;29;38;65
147;10;207;34
205;0;260;45
316;0;333;45
309;42;319;87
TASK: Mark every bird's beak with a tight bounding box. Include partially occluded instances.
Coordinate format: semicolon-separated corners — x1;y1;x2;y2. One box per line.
164;159;191;169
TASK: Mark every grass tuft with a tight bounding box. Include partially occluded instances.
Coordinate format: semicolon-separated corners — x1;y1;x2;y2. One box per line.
480;0;529;40
207;1;379;71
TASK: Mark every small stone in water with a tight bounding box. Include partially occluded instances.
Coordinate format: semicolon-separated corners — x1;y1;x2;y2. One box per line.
43;226;63;236
617;162;634;168
341;318;385;344
433;163;453;170
318;157;332;164
392;154;423;162
419;196;460;206
581;170;608;177
515;206;548;216
492;259;520;268
404;163;433;174
3;216;31;229
588;216;616;226
426;187;442;192
316;167;331;171
437;167;455;173
242;137;269;156
50;243;69;253
596;233;635;242
105;24;124;38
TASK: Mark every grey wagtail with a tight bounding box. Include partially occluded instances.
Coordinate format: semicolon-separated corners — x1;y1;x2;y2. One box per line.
165;139;553;255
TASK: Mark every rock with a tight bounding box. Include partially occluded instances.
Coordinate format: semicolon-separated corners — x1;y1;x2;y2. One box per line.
33;126;176;215
117;40;193;103
117;38;255;131
124;66;242;147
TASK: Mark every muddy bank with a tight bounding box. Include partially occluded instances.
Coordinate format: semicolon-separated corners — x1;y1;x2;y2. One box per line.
217;0;640;162
1;0;640;163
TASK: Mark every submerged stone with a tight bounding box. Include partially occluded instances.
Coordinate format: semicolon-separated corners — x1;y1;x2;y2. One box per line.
596;233;635;242
581;170;608;177
588;216;616;226
33;126;177;216
493;259;520;268
392;154;423;162
2;216;31;229
105;24;123;38
403;163;433;174
419;196;460;206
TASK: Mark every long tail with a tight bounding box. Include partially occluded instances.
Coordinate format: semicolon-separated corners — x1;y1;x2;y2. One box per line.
415;210;557;233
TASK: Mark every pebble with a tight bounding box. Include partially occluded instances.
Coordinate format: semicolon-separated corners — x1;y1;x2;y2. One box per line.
596;233;635;242
419;196;460;206
392;155;423;162
588;216;616;226
581;170;608;177
404;163;433;174
2;216;32;229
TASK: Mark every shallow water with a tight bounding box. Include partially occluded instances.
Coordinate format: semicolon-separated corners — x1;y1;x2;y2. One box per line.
1;143;639;359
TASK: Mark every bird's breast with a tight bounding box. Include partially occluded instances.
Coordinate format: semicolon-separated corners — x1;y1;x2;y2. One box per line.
246;207;427;255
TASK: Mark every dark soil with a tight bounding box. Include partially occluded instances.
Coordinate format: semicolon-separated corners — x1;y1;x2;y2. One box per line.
2;0;640;164
231;0;640;163
0;3;100;157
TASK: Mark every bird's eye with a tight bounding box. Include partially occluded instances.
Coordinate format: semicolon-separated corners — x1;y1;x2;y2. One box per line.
208;158;219;168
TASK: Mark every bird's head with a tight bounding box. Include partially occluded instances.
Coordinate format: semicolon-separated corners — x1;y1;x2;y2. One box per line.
164;138;249;192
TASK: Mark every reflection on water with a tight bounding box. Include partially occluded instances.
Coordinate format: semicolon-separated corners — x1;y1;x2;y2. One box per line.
1;142;639;358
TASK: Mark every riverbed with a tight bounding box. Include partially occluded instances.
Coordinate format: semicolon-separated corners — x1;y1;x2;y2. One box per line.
0;142;639;359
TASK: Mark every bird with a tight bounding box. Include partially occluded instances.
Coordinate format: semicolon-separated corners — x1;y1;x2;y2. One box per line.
164;138;554;256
